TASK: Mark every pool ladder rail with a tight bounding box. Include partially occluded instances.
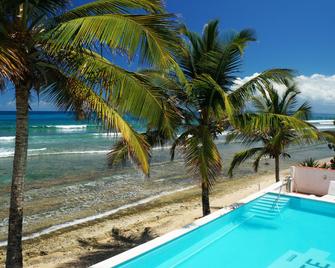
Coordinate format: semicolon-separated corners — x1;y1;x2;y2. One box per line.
248;195;290;220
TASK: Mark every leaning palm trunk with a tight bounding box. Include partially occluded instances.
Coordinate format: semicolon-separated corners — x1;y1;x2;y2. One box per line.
6;84;29;268
2;0;182;266
201;182;210;216
274;155;280;182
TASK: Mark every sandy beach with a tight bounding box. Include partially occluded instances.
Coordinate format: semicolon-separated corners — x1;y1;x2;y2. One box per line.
0;167;289;268
0;154;332;268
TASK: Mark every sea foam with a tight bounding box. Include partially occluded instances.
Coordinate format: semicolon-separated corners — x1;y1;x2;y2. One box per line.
308;119;335;125
51;125;88;129
0;136;15;142
0;148;47;158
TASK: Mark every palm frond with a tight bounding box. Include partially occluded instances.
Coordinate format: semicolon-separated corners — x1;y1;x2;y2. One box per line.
170;129;194;161
178;34;200;78
181;127;222;190
228;147;264;177
230;69;294;109
279;81;299;113
191;73;231;115
107;139;129;167
252;95;267;112
253;150;268;172
27;0;70;19
53;49;180;137
183;29;203;59
207;28;255;86
0;44;26;81
202;19;220;52
48;13;179;68
45;75;150;174
237;112;318;139
58;0;165;22
292;101;311;120
109;128;172;171
227;28;256;53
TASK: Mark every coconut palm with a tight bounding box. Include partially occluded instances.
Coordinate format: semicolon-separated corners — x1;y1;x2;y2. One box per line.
228;82;319;182
170;22;294;216
0;0;181;266
109;20;294;217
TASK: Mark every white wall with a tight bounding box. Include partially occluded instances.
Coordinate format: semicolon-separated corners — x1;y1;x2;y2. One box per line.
291;166;335;196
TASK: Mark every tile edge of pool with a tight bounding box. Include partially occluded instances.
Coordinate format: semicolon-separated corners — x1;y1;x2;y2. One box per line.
90;181;286;268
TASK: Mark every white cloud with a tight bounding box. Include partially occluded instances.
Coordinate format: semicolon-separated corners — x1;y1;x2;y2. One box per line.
236;73;335;113
295;74;335;106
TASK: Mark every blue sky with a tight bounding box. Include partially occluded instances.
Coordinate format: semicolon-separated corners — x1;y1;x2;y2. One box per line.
167;0;335;76
1;0;335;111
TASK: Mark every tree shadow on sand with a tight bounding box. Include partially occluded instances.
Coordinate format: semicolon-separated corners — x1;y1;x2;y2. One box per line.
56;227;157;268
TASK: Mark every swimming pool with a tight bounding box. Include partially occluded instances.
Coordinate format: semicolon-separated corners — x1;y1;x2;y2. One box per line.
94;193;335;267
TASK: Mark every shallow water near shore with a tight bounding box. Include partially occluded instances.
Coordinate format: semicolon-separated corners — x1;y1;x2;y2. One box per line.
0;111;334;241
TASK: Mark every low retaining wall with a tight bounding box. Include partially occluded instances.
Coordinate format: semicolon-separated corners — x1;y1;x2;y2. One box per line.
291;166;335;196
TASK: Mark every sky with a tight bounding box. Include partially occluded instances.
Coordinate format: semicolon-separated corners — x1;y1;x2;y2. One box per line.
1;0;335;112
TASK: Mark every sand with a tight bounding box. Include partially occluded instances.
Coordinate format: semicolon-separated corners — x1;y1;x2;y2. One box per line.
0;167;291;268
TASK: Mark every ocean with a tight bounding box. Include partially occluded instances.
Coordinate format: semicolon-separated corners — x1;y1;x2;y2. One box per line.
0;111;334;240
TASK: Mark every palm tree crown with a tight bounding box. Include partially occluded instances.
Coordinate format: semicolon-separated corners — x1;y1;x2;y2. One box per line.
173;21;293;216
228;81;318;182
0;0;182;173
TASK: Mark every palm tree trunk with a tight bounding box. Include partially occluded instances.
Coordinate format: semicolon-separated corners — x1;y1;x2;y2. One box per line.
275;155;280;183
201;182;211;216
6;84;29;268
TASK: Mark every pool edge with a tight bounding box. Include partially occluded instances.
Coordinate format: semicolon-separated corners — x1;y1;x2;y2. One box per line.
90;181;283;268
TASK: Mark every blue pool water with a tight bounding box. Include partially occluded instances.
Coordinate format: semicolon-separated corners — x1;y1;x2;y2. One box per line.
116;193;335;268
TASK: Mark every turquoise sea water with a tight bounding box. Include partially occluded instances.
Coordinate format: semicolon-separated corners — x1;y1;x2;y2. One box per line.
0;111;334;239
0;111;334;183
116;193;335;268
0;111;145;183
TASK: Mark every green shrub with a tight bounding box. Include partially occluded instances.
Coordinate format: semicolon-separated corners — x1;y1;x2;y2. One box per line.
299;158;319;168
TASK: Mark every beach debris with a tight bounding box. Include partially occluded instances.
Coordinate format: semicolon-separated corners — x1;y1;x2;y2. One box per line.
39;250;48;256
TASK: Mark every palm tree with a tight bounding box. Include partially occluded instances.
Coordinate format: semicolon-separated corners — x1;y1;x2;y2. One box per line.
0;0;181;266
109;20;294;217
170;22;294;216
228;82;318;182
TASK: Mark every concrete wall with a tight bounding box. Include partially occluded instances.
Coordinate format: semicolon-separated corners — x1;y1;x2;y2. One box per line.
291;166;335;196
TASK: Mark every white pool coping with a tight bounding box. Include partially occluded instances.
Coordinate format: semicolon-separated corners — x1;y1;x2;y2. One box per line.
91;181;284;268
278;190;335;204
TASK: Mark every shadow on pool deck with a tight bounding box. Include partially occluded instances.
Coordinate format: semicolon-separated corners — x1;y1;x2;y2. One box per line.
56;227;157;268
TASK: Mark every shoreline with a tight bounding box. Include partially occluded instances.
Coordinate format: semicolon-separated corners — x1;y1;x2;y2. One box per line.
0;186;195;247
0;141;332;240
0;168;286;267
